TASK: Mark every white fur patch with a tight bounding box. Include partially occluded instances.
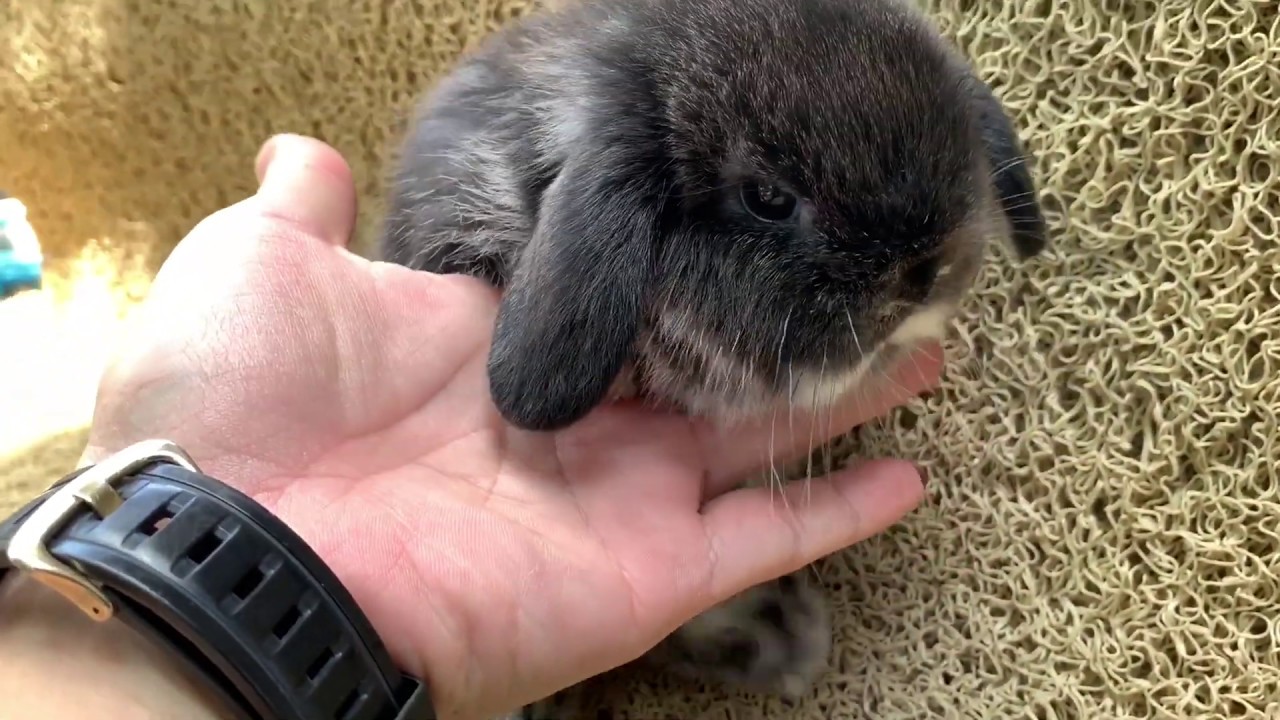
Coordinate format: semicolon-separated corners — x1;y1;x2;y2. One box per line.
886;301;956;346
790;357;875;410
791;300;955;410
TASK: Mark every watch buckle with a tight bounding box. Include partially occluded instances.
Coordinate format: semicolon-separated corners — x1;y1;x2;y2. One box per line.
5;439;200;622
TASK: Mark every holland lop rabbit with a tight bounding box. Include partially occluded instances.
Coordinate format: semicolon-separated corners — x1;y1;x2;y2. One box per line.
377;0;1046;713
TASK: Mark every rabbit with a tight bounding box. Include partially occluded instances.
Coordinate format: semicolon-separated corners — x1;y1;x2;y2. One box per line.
376;0;1047;712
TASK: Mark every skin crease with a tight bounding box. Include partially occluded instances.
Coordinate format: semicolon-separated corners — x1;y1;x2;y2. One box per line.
0;135;942;720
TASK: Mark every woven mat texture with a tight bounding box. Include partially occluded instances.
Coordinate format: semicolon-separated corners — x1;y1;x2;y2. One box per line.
2;1;1279;718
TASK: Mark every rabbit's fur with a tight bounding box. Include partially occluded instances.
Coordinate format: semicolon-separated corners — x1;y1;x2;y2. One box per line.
377;0;1046;712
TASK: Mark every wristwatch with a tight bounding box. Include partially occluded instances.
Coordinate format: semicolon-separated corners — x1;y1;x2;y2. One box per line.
0;439;435;720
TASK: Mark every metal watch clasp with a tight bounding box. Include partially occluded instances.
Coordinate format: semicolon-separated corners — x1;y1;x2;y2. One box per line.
6;439;200;622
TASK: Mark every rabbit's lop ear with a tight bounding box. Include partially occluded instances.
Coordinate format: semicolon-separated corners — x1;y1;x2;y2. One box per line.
486;149;661;431
964;73;1049;260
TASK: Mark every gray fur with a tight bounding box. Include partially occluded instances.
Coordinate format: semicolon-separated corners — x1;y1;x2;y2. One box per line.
376;0;1046;713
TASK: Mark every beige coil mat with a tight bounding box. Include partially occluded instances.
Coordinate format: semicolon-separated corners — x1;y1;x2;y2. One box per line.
1;0;1278;717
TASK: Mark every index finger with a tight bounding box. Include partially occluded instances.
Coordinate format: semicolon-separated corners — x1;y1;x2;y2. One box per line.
694;341;944;490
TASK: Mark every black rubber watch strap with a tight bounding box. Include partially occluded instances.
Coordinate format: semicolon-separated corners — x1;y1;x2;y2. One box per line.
0;440;434;720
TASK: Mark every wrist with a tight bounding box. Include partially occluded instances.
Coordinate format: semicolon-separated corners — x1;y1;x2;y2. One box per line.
0;573;233;719
1;439;434;720
236;474;478;719
82;443;479;719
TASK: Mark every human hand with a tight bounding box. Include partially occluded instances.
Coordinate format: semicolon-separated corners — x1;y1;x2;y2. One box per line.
83;134;943;719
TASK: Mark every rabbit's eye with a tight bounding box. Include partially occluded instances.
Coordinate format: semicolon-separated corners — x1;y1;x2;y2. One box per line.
740;181;799;222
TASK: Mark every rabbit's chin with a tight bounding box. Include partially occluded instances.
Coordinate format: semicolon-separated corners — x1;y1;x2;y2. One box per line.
619;300;958;428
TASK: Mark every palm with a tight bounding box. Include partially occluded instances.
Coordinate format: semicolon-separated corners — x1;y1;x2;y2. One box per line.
251;406;729;718
83;136;940;719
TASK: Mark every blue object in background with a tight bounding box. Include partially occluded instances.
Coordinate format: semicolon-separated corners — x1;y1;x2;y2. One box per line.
0;191;44;298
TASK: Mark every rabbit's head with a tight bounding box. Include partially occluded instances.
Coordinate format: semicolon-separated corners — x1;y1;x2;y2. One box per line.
487;0;1047;430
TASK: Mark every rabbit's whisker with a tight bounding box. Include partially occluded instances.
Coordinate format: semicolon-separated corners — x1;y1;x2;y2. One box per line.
987;155;1026;181
770;307;795;515
803;348;830;509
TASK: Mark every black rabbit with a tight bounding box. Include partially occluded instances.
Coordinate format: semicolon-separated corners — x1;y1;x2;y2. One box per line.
377;0;1046;712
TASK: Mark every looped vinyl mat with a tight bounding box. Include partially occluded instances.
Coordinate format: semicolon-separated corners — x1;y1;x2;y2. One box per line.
1;0;1278;718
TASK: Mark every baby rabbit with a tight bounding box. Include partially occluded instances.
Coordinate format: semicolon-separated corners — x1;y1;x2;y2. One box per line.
377;0;1047;711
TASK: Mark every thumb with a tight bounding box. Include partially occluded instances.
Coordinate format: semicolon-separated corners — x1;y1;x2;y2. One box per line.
84;135;360;463
251;133;358;248
148;133;360;278
697;459;926;601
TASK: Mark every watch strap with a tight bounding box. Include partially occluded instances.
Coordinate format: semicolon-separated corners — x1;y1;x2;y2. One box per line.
0;439;434;720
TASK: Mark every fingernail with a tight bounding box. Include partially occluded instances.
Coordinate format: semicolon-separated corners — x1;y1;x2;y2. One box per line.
254;134;284;184
914;463;929;489
255;134;314;188
248;134;358;247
